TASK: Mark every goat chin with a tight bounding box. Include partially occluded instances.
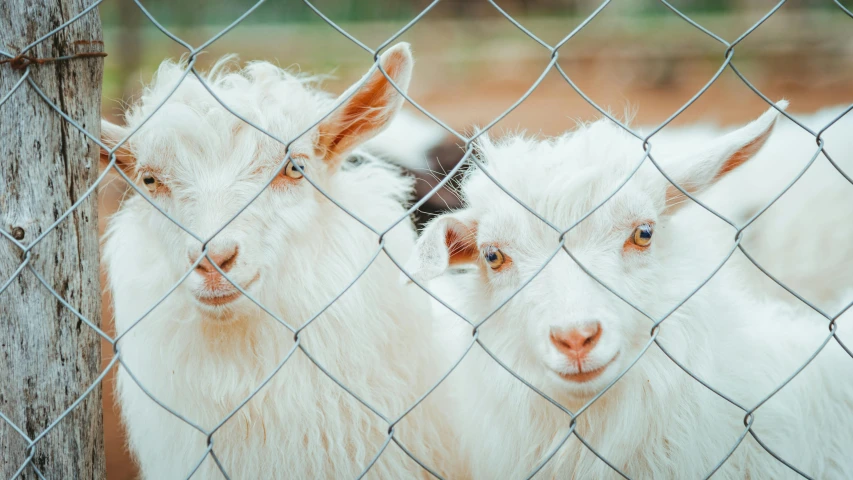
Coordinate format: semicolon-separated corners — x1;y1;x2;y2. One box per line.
431;264;853;479
106;185;456;479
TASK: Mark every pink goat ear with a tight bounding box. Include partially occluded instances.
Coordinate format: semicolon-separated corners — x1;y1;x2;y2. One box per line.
100;119;136;177
403;211;479;284
661;100;786;215
317;43;414;168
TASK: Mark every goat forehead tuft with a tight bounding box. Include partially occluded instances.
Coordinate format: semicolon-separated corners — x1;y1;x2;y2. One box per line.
124;57;333;144
122;57;336;175
463;121;652;228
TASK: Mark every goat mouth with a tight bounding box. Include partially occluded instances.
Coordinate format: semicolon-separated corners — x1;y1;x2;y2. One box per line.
556;353;619;384
194;274;260;307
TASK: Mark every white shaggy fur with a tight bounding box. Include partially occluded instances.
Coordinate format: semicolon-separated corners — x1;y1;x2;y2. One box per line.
102;45;453;479
653;106;853;314
408;105;853;479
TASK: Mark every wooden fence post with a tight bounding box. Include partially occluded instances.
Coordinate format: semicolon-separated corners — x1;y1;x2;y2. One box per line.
1;1;105;478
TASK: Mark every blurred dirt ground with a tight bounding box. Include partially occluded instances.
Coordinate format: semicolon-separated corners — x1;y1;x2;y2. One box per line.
97;12;853;479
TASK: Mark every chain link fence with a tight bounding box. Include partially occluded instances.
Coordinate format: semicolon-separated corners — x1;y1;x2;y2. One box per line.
2;0;852;478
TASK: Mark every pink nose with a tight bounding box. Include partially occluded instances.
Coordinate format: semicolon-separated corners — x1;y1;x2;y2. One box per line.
193;246;239;275
550;323;602;362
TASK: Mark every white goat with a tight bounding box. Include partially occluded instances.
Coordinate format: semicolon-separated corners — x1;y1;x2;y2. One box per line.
407;104;853;479
655;106;853;314
101;44;452;478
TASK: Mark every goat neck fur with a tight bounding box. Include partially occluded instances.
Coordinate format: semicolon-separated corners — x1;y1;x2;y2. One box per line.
103;44;452;479
408;103;853;479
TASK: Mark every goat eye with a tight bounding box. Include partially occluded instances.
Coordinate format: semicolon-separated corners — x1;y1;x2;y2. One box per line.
483;246;505;270
631;223;654;247
141;175;162;194
284;159;304;179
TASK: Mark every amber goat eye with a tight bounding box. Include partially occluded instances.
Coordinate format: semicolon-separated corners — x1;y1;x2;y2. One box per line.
284;159;304;179
483;246;506;270
632;223;654;247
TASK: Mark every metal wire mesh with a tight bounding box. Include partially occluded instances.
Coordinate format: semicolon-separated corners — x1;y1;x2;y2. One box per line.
2;1;852;478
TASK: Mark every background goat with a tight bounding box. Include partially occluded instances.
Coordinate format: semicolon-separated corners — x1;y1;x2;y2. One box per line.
661;107;853;315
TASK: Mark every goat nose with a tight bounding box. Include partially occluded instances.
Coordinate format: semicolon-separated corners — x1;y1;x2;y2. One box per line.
550;323;602;360
194;246;239;274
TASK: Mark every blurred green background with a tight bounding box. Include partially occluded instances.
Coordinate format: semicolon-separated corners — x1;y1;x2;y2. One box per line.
98;0;852;131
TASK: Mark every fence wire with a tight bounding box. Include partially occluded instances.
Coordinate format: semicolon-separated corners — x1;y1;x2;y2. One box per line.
1;0;853;479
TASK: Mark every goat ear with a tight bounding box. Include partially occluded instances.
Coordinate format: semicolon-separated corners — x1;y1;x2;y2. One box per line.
317;42;413;167
404;212;479;284
100;119;136;177
661;101;786;215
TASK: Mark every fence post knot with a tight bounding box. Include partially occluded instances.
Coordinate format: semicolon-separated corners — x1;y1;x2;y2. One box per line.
6;54;34;70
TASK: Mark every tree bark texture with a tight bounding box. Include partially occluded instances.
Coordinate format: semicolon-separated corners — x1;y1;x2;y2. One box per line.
0;1;105;478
